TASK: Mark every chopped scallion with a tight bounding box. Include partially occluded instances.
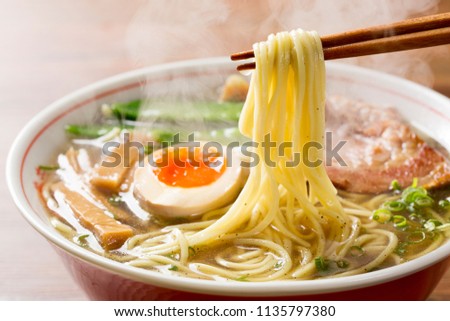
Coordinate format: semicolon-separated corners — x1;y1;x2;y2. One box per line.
392;215;407;228
168;265;179;271
78;234;89;242
383;201;405;212
390;179;402;191
408;213;424;224
414;196;434;208
371;208;392;223
395;242;408;256
438;199;450;210
75;234;89;247
188;246;196;256
314;256;329;272
401;186;427;205
424;219;443;231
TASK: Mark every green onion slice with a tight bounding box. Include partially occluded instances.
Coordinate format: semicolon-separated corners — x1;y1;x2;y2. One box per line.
413;196;434;208
408;213;424;224
401;186;427;204
395;242;408;256
406;231;426;243
314;257;329;272
383;201;406;212
392;215;408;228
438;199;450;209
75;234;89;247
188;246;196;256
77;234;89;242
372;208;392;223
424;219;443;231
390;179;402;191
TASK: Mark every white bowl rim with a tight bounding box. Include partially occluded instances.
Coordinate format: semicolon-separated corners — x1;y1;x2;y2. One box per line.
6;57;450;297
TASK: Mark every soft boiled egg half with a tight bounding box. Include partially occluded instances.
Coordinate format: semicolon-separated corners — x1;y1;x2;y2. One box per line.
133;142;247;218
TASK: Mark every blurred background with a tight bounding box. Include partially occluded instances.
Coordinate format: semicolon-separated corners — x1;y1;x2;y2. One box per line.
0;0;449;300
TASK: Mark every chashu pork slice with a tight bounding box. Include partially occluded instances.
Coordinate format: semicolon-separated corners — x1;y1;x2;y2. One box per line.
325;96;450;194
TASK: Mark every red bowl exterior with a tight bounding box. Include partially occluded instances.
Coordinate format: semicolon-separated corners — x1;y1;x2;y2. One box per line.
54;245;449;301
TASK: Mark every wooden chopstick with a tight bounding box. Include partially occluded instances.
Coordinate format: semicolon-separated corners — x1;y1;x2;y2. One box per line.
231;12;450;71
320;12;450;47
323;27;450;60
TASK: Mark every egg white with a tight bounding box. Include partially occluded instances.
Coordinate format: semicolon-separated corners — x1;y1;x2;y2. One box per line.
133;145;247;218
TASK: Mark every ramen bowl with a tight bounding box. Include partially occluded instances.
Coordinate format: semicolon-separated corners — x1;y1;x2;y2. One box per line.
6;58;450;300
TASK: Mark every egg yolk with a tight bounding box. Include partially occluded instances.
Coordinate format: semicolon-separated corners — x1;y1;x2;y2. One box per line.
152;146;226;188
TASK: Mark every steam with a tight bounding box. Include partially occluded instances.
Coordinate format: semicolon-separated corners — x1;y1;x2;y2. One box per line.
126;0;445;86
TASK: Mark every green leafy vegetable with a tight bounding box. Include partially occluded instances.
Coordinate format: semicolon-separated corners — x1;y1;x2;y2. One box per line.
105;100;244;123
150;129;176;144
168;265;179;271
65;124;119;138
110;100;142;121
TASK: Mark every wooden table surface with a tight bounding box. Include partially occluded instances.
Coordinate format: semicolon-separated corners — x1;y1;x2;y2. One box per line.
1;1;448;300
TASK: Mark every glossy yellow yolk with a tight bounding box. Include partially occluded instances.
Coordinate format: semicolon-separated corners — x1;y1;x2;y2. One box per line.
152;146;226;188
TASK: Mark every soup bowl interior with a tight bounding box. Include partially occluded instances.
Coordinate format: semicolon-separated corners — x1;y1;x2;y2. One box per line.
6;57;450;300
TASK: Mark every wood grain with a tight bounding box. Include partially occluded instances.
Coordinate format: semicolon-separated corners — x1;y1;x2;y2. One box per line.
233;12;450;70
0;0;448;300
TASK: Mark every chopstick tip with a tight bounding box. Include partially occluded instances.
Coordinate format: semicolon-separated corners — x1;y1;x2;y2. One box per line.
236;62;256;72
